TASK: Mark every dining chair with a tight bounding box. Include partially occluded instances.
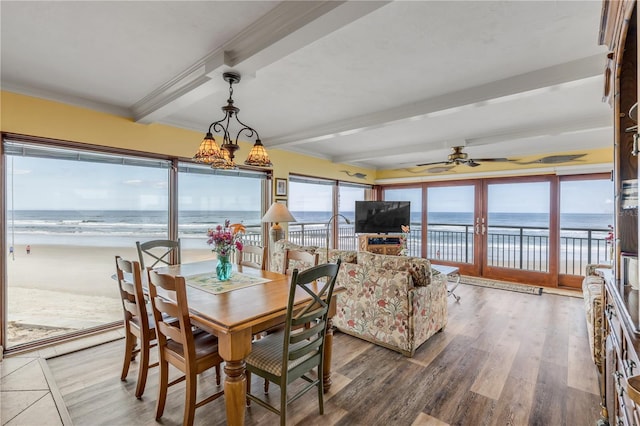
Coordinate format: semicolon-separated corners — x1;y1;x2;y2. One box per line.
282;248;319;275
136;239;181;270
236;244;267;270
114;256;158;399
245;260;342;426
147;268;224;426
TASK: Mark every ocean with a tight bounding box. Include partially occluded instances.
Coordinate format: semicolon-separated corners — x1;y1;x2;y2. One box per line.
5;210;612;248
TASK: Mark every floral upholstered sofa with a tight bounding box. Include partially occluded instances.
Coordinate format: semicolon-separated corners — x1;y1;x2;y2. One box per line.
270;241;448;357
269;240;358;273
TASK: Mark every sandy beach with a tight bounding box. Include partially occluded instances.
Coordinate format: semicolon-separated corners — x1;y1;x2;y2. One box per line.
6;243;214;346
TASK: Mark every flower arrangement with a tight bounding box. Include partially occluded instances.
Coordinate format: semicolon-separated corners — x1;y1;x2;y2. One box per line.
207;220;245;258
399;224;410;256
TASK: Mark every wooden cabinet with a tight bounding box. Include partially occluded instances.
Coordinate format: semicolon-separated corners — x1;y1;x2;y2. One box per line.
601;0;638;256
600;1;640;424
358;234;402;255
604;277;640;426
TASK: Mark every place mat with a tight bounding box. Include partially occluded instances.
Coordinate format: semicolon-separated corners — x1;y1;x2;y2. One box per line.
186;272;270;295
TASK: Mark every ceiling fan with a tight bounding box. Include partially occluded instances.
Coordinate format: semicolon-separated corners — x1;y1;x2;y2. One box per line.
416;146;516;168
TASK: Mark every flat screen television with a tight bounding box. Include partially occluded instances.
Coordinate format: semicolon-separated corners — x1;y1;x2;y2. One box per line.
355;201;411;234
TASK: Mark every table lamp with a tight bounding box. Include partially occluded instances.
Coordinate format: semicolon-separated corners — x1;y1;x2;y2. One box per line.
262;202;296;244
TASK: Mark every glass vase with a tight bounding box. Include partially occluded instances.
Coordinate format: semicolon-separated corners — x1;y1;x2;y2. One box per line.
216;255;232;281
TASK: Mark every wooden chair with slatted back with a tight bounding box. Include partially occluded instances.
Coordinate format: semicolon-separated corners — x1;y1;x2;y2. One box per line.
257;247;320;392
114;256;158;399
136;239;181;270
282;248;319;275
147;268;224;426
245;260;342;426
237;244;267;270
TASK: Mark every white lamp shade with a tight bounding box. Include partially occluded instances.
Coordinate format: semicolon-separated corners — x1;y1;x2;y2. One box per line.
262;203;296;223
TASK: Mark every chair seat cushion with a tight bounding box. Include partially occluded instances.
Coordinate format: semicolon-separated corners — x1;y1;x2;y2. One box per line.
246;332;316;376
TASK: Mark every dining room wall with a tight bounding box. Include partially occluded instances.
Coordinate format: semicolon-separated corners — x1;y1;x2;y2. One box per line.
0;90;376;187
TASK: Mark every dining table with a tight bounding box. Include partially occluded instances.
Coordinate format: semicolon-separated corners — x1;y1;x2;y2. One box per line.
153;260;342;426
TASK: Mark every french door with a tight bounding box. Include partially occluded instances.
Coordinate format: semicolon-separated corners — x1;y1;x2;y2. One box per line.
420;177;555;285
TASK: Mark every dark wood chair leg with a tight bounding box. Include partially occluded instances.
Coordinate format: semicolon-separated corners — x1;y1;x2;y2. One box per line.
246;370;252;406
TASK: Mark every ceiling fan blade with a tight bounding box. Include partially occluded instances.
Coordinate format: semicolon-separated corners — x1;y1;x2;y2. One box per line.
472;157;514;162
427;166;455;173
416;160;451;167
516;153;586;165
466;160;481;167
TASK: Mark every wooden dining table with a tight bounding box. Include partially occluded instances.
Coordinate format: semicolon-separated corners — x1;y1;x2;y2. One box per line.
154;260;341;426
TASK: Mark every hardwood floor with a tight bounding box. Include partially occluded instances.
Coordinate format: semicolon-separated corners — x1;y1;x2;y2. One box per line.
44;284;600;425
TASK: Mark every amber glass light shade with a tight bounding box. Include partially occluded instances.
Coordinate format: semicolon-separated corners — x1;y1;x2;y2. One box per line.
194;133;225;164
219;148;236;169
244;140;272;167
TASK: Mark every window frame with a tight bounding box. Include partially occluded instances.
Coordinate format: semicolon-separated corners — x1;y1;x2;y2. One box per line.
0;132;271;353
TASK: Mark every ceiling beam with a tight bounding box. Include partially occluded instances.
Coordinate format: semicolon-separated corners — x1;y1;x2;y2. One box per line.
132;1;389;124
331;115;611;164
267;54;606;148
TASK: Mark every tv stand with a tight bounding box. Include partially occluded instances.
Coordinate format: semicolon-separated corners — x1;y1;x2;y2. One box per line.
358;234;402;255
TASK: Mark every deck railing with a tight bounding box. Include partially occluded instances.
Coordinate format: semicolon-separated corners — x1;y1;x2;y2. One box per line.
262;221;610;276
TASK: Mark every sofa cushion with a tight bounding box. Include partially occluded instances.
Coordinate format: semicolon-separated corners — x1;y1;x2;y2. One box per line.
357;251;431;287
318;249;358;265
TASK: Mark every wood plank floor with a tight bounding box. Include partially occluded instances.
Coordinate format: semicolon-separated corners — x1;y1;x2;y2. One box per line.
45;283;601;426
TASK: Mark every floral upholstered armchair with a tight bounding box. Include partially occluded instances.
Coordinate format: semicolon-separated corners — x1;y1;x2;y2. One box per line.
335;251;447;357
270;241;448;357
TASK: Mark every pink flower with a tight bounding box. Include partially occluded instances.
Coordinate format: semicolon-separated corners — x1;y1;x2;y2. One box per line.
206;220;245;257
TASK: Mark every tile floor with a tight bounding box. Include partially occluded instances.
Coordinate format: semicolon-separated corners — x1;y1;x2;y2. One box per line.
1;329;124;426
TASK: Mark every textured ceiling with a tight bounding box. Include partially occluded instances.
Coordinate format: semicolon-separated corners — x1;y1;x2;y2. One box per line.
1;1;612;174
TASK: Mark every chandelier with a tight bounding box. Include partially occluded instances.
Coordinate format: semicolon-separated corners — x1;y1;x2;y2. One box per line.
194;71;272;169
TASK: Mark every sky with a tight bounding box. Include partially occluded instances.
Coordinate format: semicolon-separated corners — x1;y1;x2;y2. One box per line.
7;154;614;215
7;156;260;211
